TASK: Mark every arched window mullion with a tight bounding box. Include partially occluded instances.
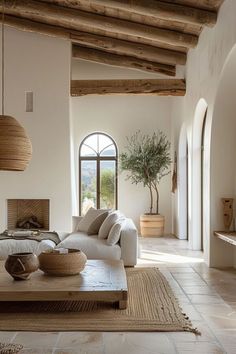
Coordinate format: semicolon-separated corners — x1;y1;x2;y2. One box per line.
82;143;98;157
99;143;115;156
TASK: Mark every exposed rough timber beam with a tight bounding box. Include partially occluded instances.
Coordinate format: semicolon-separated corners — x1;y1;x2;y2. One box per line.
3;15;186;66
71;32;186;66
88;0;217;27
4;15;70;39
72;46;176;76
1;0;198;48
71;79;186;96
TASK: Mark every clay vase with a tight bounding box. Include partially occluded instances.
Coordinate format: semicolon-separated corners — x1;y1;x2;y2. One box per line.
222;198;234;231
5;253;39;280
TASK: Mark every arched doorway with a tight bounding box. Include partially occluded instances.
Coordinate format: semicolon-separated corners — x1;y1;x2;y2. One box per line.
191;99;208;250
178;123;188;240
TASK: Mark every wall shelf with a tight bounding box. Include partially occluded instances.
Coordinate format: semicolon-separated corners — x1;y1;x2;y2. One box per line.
214;231;236;246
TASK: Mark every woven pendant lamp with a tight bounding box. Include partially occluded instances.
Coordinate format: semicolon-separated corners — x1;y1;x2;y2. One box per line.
0;115;32;170
0;0;32;171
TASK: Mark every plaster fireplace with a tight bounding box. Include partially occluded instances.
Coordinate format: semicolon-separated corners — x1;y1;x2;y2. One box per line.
7;199;50;230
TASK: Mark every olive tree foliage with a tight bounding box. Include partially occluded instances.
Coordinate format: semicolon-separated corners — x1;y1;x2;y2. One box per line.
101;169;115;209
120;131;171;214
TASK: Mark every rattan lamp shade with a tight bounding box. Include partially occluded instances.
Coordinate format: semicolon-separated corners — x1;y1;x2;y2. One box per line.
0;115;32;171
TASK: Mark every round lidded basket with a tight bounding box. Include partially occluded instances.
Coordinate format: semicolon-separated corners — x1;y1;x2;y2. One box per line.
38;249;87;276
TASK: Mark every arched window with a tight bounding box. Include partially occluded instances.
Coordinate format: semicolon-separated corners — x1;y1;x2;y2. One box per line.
79;132;118;215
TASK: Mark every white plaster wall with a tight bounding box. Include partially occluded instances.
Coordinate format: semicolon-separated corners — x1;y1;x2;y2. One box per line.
210;45;236;267
171;0;236;266
0;27;72;231
71;59;172;233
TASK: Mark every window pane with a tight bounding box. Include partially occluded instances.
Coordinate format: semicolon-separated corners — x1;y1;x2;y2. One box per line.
100;161;116;209
100;145;116;156
83;135;98;153
98;135;114;154
81;160;97;215
80;145;96;157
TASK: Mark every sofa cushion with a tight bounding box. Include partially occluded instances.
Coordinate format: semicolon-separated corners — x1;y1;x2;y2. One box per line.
87;211;109;235
107;221;123;246
56;232;121;260
98;211;122;239
77;208;107;233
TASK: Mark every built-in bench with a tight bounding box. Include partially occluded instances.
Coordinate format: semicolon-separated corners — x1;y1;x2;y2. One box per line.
214;231;236;246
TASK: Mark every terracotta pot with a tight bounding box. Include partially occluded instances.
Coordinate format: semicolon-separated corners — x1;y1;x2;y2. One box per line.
140;214;165;237
5;252;39;280
38;248;87;276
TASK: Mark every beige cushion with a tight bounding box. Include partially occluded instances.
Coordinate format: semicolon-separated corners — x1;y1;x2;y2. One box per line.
87;211;109;235
98;211;122;239
77;208;108;233
107;221;124;246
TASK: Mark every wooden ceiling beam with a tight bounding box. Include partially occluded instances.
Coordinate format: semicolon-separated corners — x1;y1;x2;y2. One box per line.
71;79;186;96
4;15;185;67
87;0;217;27
72;45;176;76
71;32;186;66
4;15;70;40
2;0;198;48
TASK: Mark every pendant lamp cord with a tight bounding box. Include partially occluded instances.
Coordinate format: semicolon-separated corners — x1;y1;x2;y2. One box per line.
1;0;5;116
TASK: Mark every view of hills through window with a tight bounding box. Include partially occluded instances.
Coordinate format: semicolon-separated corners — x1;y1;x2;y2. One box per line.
79;133;117;215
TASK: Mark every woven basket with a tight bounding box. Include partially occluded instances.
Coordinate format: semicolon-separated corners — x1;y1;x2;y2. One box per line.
38;249;87;276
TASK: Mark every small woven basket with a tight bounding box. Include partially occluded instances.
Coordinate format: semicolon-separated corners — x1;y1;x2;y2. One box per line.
38;249;87;276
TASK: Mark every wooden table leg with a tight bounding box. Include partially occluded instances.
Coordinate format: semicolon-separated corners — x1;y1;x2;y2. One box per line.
119;300;127;309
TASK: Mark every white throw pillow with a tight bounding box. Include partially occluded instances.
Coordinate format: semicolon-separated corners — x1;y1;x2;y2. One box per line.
107;220;125;246
98;211;122;239
77;208;108;233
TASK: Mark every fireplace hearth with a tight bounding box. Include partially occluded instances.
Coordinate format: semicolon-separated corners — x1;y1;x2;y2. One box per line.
17;215;44;229
7;199;50;230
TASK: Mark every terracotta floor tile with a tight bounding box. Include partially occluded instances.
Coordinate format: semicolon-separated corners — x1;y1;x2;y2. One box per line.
56;332;103;350
175;341;225;354
0;331;16;342
181;285;217;295
188;294;224;304
13;332;58;348
103;332;176;354
20;349;53;354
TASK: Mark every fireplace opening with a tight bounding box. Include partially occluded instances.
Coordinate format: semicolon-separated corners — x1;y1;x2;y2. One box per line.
7;199;50;231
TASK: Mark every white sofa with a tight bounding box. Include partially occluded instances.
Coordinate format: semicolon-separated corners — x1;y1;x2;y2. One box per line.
56;217;138;266
0;217;138;266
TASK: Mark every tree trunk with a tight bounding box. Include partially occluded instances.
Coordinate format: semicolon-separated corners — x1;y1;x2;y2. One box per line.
148;184;153;214
153;184;159;214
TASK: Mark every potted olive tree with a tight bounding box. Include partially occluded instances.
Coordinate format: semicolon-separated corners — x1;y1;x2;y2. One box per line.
120;131;171;236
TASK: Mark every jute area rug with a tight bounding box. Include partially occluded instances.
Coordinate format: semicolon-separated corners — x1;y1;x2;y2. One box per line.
0;268;199;334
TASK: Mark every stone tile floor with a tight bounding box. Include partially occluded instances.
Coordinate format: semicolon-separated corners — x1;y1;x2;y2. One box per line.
1;236;236;354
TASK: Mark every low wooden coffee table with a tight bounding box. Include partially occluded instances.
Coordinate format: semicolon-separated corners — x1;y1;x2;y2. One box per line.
0;259;128;309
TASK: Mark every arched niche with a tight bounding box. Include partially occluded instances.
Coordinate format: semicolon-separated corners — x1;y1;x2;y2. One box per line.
210;45;236;267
